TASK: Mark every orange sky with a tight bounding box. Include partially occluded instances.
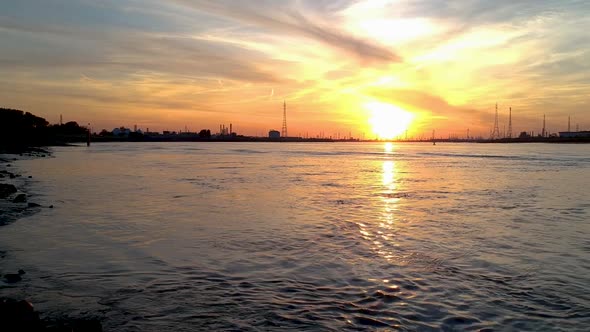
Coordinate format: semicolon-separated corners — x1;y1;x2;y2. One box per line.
1;1;589;138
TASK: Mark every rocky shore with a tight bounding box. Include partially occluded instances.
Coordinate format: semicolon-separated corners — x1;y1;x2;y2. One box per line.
0;149;51;226
0;298;102;332
0;149;103;331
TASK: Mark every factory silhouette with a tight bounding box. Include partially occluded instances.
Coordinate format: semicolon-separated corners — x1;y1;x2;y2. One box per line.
96;101;589;143
2;101;589;147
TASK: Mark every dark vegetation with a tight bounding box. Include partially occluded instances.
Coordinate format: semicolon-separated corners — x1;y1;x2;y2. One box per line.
0;108;88;152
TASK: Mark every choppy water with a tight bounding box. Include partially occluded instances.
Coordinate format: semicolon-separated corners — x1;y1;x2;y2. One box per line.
1;142;589;331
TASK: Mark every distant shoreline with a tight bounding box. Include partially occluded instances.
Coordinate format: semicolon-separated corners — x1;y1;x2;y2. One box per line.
91;136;335;143
86;137;590;144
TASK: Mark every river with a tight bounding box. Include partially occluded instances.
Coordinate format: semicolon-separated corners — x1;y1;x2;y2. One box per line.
1;142;589;331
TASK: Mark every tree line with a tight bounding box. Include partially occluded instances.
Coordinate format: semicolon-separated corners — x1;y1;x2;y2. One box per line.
0;108;89;150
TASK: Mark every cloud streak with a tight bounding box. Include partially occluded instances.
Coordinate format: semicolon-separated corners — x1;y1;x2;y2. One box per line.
0;16;285;83
173;0;401;63
1;0;589;134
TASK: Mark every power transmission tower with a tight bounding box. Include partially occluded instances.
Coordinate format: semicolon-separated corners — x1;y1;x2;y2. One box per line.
281;100;288;138
507;107;512;138
542;114;546;137
491;103;501;139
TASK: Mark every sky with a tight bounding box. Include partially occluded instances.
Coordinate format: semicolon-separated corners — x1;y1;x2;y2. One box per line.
1;0;589;138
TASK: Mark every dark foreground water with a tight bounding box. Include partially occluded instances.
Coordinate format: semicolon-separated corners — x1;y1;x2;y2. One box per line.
1;142;589;331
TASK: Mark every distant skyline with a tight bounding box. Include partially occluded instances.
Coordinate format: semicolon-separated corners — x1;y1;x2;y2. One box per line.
1;0;589;137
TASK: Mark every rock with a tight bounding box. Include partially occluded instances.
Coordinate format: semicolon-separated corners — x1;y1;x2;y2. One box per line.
49;205;54;209
2;297;104;332
4;275;22;283
0;183;17;198
3;270;25;283
27;202;41;208
28;175;32;178
12;193;27;203
0;298;43;331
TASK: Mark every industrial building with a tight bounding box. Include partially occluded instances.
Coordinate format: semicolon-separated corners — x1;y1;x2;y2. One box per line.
268;130;280;139
559;131;590;138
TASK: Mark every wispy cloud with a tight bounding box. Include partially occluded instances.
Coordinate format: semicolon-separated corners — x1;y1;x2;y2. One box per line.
172;0;401;63
0;0;589;134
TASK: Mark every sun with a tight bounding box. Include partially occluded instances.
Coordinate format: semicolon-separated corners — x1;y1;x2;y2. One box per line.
366;101;414;139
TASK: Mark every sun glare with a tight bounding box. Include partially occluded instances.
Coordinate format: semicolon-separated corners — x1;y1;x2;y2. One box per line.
367;101;414;139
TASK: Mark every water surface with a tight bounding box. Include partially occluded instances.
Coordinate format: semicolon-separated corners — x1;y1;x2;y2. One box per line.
1;142;589;331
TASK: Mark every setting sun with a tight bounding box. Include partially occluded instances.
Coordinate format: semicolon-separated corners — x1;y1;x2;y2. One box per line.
366;101;414;139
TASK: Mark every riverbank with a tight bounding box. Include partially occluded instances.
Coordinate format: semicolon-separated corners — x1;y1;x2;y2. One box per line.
0;149;103;331
0;149;49;225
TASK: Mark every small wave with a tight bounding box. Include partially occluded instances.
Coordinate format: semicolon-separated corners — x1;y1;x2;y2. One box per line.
229;149;268;154
417;151;588;164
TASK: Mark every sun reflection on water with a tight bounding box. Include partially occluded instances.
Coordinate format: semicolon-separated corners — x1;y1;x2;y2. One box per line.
382;160;395;188
355;144;408;266
384;142;394;154
381;159;399;230
359;144;406;264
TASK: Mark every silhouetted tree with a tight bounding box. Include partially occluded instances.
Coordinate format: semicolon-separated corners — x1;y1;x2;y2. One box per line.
53;121;88;135
1;107;89;149
0;108;49;149
99;129;111;136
